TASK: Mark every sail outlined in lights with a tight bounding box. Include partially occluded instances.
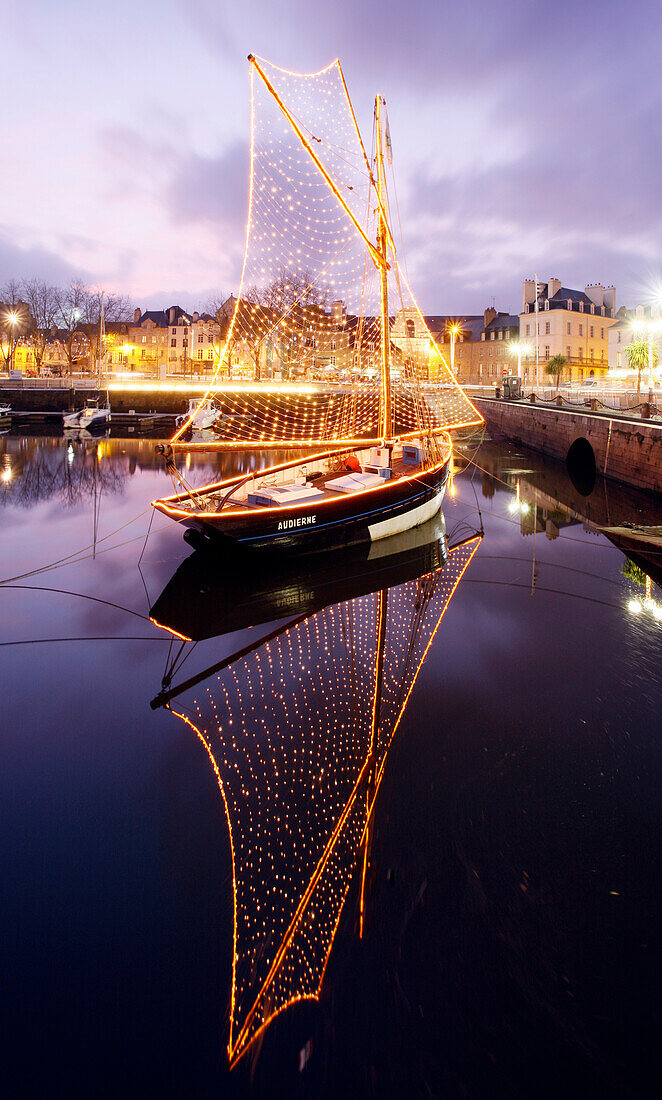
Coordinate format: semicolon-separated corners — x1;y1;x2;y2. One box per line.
174;55;481;448
166;535;480;1067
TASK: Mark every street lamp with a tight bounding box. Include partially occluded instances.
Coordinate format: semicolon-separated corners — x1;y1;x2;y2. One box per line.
509;341;531;378
447;324;460;375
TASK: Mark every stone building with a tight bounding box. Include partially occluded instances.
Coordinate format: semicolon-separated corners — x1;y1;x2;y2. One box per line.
518;278;617;383
608;304;662;374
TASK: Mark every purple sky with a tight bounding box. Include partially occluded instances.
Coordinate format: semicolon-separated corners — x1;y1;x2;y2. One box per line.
3;0;662;314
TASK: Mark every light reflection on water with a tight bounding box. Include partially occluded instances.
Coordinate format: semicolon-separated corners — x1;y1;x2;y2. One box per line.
1;433;661;1098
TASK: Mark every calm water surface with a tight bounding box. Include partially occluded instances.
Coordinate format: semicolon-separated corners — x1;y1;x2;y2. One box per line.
2;433;661;1098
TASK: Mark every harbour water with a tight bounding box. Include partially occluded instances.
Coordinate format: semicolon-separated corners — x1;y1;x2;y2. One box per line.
2;432;661;1098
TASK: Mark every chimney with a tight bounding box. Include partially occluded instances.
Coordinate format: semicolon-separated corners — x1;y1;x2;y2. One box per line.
169;306;176;325
603;286;616;312
192;311;199;323
134;307;141;324
584;284;604;308
547;277;561;300
522;278;536;310
332;299;346;325
484;306;497;327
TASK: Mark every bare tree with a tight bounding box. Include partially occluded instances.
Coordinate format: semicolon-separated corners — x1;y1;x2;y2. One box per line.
54;280;91;377
21;279;59;372
82;288;132;375
0;281;30;373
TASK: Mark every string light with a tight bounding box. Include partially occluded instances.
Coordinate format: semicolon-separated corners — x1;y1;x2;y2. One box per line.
165;536;480;1066
171;56;481;448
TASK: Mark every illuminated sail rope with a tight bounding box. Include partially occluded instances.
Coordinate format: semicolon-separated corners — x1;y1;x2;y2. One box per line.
169;537;480;1066
172;56;481;448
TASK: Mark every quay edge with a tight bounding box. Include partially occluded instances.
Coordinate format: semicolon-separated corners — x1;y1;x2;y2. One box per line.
473;397;662;498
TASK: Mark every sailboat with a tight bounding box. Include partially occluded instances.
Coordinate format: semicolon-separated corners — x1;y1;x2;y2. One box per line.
152;55;482;552
150;521;481;1066
64;297;111;432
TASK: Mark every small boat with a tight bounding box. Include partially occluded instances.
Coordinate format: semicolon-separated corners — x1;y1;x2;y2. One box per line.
152;55;481;553
175;398;220;432
0;403;11;431
78;398;111;431
63;408;83;429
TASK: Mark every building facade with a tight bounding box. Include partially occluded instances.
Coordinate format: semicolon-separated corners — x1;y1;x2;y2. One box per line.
518;278;617;383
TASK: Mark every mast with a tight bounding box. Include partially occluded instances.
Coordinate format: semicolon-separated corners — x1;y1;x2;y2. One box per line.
375;96;391;441
98;293;105;387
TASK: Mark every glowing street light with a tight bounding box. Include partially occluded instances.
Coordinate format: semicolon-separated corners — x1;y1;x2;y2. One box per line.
447;323;460;375
509;341;531;378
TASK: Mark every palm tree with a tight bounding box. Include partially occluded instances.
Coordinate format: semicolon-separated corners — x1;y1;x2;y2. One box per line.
544;354;568;392
625;339;658;395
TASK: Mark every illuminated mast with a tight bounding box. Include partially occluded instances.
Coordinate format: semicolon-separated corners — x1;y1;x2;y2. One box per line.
375;96;392;441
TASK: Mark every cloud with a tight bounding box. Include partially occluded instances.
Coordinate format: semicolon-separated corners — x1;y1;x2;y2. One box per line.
0;227;91;286
165;141;249;232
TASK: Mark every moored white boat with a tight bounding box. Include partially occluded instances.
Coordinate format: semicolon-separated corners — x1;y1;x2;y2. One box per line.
175;398;220;432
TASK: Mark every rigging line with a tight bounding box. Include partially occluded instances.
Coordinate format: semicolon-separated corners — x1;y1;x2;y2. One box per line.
0;505;154;586
0;583;152;620
249;54;386;272
463;578;627;612
138;507;155;567
0;636;169;647
0;515;176;587
475;554;631;587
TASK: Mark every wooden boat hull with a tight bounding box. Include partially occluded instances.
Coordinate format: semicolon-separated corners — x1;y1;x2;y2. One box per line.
153;454;450;554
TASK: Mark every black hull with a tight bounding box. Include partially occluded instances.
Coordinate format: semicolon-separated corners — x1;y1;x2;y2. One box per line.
164;458;450;555
150;512;449;641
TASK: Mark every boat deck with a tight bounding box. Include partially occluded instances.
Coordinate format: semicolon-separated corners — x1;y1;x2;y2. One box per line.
191;455;430;515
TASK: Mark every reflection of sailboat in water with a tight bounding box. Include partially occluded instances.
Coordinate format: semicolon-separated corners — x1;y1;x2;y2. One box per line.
150;521;481;1067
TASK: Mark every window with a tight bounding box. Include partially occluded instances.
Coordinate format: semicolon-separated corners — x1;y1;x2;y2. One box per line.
617;331;621;343
566;346;571;359
579;302;584;312
590;348;594;361
481;332;486;341
170;338;176;347
198;334;203;343
197;349;203;360
169;352;176;361
567;322;571;335
578;324;583;337
544;300;550;310
405;319;415;338
601;328;604;339
331;339;336;350
172;328;177;335
525;323;530;336
590;326;594;338
141;349;145;359
151;336;156;343
331;355;336;366
567;299;572;309
545;321;550;334
497;330;502;340
490;331;495;340
590;304;595;314
544;345;550;360
578;347;583;361
141;335;147;343
617;352;622;367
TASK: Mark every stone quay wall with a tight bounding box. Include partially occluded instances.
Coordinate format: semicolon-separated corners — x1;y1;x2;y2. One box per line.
474;398;662;497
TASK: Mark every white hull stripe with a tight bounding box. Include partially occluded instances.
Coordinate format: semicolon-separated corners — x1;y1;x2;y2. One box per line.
368;490;443;542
